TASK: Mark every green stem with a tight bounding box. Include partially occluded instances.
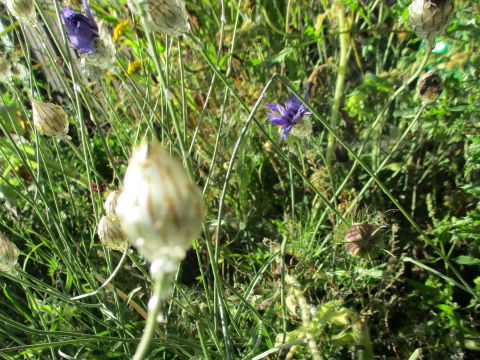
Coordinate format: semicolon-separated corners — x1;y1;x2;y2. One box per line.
289;79;479;299
326;4;350;170
315;44;433;228
344;104;427;216
133;275;167;360
0;138;88;187
140;20;195;182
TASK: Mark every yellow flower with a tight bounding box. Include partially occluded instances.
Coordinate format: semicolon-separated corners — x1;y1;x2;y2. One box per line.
113;19;130;42
127;60;142;75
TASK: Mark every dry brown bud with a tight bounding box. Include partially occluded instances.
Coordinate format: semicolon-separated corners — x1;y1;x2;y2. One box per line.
31;100;69;138
345;223;384;259
416;70;443;102
97;215;128;251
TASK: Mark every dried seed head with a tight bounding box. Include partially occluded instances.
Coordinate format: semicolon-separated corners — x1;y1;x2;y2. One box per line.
345;223;384;259
5;0;36;24
31;100;69;138
104;190;121;217
416;70;443;102
128;0;189;36
116;142;204;267
0;57;12;83
408;0;455;44
97;215;128;251
0;232;19;273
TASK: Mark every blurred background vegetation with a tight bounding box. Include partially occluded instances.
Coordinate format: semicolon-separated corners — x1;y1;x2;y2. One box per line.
0;0;479;359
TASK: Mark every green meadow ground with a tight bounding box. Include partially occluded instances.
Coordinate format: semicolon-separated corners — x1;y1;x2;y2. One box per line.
0;0;479;359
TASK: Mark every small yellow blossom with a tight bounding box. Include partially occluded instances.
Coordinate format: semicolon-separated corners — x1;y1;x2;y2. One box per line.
113;19;130;42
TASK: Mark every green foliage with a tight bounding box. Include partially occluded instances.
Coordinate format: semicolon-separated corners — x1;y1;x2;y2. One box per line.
0;0;479;359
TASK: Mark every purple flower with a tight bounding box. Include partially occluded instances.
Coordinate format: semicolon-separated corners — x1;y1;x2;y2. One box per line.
264;83;312;140
61;0;98;54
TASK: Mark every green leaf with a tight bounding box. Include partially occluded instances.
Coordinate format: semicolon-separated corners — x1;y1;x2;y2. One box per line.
454;255;480;266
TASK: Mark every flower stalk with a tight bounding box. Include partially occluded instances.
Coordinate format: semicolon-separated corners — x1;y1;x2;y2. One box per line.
326;4;350;171
116;141;204;359
132;273;168;360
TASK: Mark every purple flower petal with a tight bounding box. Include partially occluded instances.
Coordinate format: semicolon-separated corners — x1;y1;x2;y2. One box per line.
285;94;302;111
264;103;285;114
61;0;98;54
281;124;294;139
264;82;312;140
83;0;97;30
267;114;287;125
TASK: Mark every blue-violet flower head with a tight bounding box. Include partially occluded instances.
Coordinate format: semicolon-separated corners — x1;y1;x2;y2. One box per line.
264;82;312;140
61;0;98;54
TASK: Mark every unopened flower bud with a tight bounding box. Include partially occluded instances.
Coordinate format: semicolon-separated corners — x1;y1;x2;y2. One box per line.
416;70;443;102
345;223;384;259
97;215;128;251
0;232;19;273
128;0;189;36
0;57;11;83
31;100;69;138
116;142;204;265
408;0;454;44
104;190;121;217
5;0;36;24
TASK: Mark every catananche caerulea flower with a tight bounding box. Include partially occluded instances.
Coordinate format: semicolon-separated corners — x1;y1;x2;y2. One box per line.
264;83;312;140
61;0;98;54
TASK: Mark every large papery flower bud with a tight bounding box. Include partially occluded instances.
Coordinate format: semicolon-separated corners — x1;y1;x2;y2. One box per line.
128;0;189;36
5;0;36;24
97;215;128;251
115;142;204;273
31;100;69;139
416;70;443;102
408;0;454;44
0;232;19;273
345;223;384;259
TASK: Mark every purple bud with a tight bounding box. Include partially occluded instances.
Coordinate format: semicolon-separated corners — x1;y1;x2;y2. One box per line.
61;0;98;54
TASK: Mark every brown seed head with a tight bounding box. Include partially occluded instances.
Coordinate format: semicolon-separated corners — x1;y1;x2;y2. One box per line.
416;70;443;102
345;223;384;258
